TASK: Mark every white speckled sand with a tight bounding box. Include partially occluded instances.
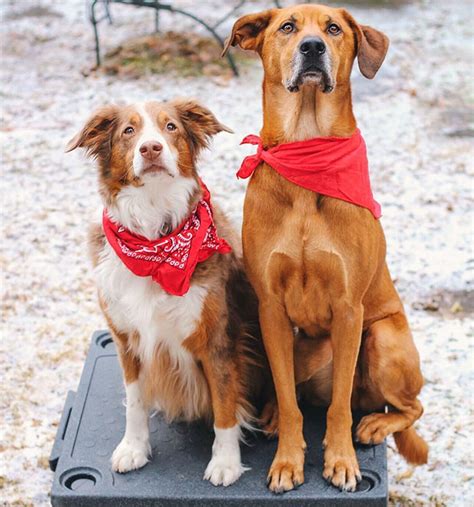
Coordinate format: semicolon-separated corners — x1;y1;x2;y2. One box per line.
1;1;472;505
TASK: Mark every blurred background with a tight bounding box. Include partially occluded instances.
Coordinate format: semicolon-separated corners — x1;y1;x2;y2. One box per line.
0;0;473;505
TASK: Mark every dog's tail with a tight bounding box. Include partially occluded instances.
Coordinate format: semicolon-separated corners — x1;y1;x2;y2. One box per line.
393;426;428;465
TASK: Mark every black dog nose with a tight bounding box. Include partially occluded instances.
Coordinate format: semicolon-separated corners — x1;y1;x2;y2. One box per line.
299;37;326;56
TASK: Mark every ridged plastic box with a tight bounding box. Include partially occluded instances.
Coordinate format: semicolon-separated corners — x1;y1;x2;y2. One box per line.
50;330;388;506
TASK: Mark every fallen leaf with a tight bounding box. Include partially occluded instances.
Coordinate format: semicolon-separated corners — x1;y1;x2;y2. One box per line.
450;301;463;313
396;467;414;481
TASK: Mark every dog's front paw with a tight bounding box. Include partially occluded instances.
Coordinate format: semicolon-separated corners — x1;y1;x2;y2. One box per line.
111;437;151;473
267;447;305;493
204;456;246;487
322;444;361;492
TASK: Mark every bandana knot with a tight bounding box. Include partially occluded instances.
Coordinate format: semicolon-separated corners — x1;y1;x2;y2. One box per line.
102;181;231;296
237;129;381;219
238;135;266;179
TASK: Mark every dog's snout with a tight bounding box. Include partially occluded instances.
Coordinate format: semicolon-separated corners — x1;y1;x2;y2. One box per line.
139;141;163;160
299;37;326;57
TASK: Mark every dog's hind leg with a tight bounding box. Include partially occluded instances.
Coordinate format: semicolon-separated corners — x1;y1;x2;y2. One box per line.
260;394;279;439
355;312;428;465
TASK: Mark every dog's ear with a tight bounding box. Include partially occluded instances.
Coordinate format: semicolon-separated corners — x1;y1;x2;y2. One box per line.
66;105;119;158
172;99;232;156
341;10;389;79
356;24;389;78
222;9;275;56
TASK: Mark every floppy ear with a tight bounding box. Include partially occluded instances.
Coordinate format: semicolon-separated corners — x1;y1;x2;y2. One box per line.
66;105;119;158
222;9;275;56
342;10;389;79
171;99;232;156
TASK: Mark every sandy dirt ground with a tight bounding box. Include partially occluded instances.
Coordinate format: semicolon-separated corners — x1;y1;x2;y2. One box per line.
1;0;473;505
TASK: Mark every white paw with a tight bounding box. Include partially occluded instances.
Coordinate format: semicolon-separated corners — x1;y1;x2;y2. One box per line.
204;456;246;487
111;437;151;473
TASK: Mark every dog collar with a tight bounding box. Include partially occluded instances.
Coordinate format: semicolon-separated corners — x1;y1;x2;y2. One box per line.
102;181;232;296
237;129;381;219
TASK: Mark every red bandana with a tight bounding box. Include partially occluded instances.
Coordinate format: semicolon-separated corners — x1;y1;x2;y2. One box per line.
102;183;232;296
237;129;381;219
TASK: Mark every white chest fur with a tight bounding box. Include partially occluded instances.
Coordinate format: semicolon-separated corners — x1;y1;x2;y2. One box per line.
95;242;212;420
96;242;207;372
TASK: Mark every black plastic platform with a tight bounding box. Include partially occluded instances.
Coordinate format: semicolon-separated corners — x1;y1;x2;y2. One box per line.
50;331;388;506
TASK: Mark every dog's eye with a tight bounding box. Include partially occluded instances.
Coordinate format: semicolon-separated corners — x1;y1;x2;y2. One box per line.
327;23;341;35
123;126;134;135
166;122;177;132
280;22;295;34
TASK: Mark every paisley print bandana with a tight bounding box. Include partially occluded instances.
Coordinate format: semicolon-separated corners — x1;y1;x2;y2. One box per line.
102;182;232;296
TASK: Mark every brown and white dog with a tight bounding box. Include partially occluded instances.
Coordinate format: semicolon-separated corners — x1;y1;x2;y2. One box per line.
66;99;262;486
224;4;428;493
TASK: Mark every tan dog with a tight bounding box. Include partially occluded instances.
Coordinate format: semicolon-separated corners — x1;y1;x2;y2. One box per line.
224;4;428;493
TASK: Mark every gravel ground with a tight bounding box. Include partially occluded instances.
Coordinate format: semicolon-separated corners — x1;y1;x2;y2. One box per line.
1;0;473;505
